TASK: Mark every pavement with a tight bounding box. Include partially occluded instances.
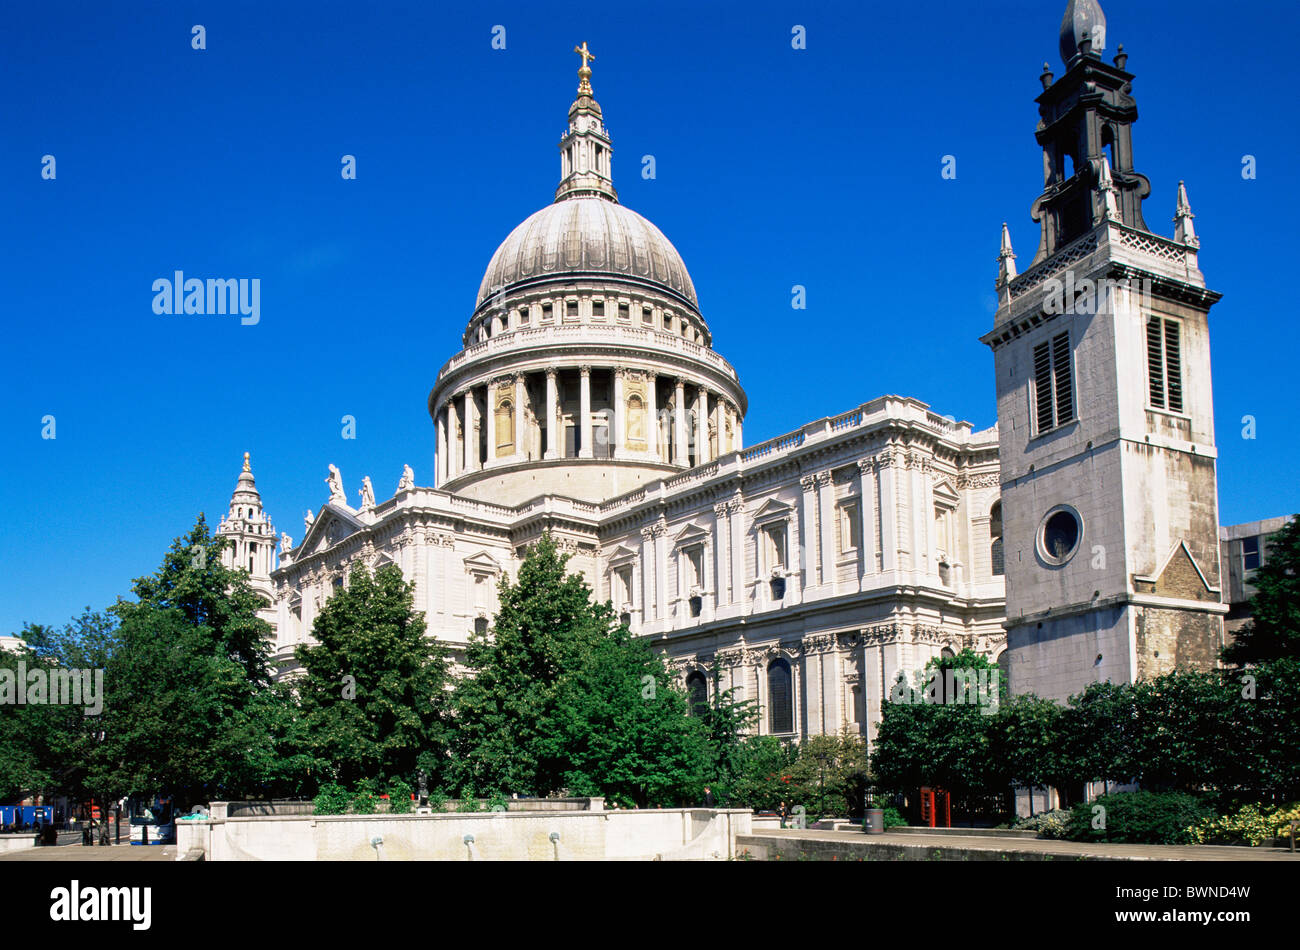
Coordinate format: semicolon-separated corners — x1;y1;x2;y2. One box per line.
0;843;177;862
744;827;1300;861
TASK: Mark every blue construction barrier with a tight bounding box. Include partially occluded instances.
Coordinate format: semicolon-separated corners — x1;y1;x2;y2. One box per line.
0;805;53;829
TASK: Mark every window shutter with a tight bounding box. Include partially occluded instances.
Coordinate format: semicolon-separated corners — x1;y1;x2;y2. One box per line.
1164;320;1183;412
1147;318;1166;409
1033;341;1053;433
1052;332;1074;425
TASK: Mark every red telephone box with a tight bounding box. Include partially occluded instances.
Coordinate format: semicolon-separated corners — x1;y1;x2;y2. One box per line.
919;787;952;828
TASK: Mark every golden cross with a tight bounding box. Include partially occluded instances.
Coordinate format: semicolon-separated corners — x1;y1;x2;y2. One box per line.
574;42;595;70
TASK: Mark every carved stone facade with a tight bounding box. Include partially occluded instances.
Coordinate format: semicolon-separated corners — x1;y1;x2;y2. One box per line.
223;52;1010;747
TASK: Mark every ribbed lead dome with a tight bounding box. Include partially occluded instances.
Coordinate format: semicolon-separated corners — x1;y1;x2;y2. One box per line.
475;197;698;310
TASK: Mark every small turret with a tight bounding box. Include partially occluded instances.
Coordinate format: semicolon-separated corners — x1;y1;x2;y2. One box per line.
219;452;276;581
1174;180;1199;247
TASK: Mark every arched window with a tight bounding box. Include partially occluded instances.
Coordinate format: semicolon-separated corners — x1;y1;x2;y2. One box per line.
686;672;708;718
990;501;1005;577
767;658;793;733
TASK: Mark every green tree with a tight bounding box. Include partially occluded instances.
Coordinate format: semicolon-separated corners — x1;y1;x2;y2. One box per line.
451;534;610;795
88;515;286;805
553;625;707;807
1223;515;1300;665
294;563;452;790
726;736;798;812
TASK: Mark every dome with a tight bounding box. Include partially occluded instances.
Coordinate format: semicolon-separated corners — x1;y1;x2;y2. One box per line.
1059;0;1107;65
475;197;698;311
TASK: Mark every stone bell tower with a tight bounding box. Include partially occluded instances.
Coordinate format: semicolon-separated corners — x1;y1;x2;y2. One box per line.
219;452;277;620
981;0;1227;702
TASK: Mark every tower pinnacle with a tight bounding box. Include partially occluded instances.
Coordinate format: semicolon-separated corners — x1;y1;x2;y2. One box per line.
1059;0;1107;66
574;41;595;95
1174;180;1198;247
555;42;618;203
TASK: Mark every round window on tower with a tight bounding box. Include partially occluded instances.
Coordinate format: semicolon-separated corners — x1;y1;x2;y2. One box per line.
1038;505;1083;565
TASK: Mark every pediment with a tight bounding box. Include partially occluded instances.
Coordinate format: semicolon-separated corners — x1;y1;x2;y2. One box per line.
298;503;366;558
1134;539;1220;600
933;478;960;503
751;497;795;525
673;522;710;546
606;544;638;565
463;550;502;575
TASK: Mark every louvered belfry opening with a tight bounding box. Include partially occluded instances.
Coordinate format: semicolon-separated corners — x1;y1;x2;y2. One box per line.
1033;331;1074;434
1147;317;1183;412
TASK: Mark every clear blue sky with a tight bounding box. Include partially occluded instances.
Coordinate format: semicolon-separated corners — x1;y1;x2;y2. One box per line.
2;0;1296;634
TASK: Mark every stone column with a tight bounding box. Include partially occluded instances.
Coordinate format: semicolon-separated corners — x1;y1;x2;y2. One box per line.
734;412;743;450
730;496;745;607
695;386;709;466
857;459;877;577
435;405;447;486
645;372;658;461
673;378;688;466
484;384;496;467
878;453;899;572
612;368;625;460
463;391;478;473
655;525;668;622
713;502;729;607
640;527;655;626
513;374;526;457
710;393;721;459
579;366;593;459
446;398;460;480
544;369;559;459
818;472;835;592
800;475;819;589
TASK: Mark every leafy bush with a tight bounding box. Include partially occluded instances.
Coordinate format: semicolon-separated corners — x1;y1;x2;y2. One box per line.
387;778;414;815
486;791;509;813
1189;801;1300;846
1013;808;1071;839
352;779;379;815
313;783;351;816
427;789;448;811
455;789;481;813
880;806;907;830
1064;791;1214;845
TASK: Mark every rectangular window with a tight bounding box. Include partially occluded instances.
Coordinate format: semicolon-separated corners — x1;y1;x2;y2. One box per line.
642;307;653;325
518;307;529;326
618;302;629;320
566;299;579;319
1242;536;1260;572
763;524;787;572
592;299;605;318
684;545;704;591
839;502;860;553
542;302;553;322
1033;331;1074;434
1147;318;1184;412
613;566;633;606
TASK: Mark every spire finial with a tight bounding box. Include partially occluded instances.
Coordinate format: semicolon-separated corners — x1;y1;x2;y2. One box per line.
555;43;618;203
1174;180;1198;247
1098;156;1121;223
1060;0;1107;66
997;223;1018;286
574;42;595;95
242;451;251;473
